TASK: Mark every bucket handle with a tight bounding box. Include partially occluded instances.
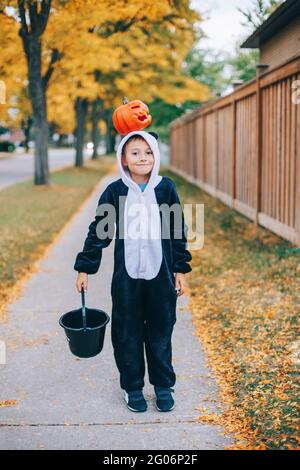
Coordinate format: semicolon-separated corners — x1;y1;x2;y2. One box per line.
81;287;87;331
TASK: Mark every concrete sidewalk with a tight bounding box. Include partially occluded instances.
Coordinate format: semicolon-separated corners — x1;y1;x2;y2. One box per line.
0;167;233;450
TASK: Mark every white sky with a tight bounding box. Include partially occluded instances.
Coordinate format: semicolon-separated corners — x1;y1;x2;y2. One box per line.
191;0;256;53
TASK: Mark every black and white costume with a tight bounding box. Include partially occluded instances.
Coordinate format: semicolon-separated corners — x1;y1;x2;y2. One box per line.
74;130;192;392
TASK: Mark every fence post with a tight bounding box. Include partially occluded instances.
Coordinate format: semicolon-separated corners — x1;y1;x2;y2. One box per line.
215;111;219;190
232;97;236;206
193;118;198;180
255;64;269;225
203;116;206;184
296;90;300;246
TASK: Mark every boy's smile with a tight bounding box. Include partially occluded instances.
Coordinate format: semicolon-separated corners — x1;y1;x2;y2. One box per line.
121;139;154;184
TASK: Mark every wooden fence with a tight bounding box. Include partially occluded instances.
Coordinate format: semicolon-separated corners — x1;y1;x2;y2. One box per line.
169;55;300;246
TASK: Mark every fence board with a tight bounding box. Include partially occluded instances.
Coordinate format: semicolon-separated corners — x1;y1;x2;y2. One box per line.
169;55;300;246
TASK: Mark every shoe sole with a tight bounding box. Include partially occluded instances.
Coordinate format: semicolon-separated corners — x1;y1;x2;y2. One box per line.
124;390;147;412
155;402;175;412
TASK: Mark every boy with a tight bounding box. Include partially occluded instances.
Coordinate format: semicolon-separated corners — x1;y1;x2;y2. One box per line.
74;130;192;412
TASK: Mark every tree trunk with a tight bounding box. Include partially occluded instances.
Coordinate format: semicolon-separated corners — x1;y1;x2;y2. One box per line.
57;134;64;147
18;0;56;186
23;37;50;184
91;100;100;160
21;116;33;153
104;109;116;154
75;97;89;167
110;129;116;153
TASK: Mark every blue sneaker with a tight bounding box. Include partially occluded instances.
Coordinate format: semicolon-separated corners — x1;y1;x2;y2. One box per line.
124;389;147;412
154;386;175;412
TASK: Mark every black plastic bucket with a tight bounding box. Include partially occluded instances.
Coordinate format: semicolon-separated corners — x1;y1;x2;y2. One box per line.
59;288;110;358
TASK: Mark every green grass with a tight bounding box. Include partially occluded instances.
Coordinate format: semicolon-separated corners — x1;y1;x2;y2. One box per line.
0;156;115;317
161;168;300;450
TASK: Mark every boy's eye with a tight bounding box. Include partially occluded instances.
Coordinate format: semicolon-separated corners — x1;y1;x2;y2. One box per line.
132;151;152;155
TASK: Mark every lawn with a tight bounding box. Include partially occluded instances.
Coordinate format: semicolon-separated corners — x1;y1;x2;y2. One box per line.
1;160;298;449
161;168;300;450
0;155;116;321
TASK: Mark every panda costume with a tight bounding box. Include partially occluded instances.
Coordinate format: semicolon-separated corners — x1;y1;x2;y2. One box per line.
74;130;192;392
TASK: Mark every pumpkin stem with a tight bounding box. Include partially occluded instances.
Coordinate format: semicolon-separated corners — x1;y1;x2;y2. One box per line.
122;96;129;104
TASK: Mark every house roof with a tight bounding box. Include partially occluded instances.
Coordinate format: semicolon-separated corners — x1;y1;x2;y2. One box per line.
241;0;300;48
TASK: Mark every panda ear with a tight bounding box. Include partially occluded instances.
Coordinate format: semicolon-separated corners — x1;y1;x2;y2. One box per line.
148;131;159;140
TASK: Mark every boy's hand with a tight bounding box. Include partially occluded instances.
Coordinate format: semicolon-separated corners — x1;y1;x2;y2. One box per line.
174;273;187;296
76;272;88;293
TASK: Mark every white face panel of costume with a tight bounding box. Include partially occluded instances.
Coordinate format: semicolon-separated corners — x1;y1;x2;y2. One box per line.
116;130;163;280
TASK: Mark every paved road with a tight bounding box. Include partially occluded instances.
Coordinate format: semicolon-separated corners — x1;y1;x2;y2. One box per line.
0;166;233;450
0;142;170;191
0;148;94;190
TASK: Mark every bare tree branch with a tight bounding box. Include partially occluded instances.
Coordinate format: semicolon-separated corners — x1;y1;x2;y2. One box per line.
18;0;28;36
42;48;60;90
28;1;38;33
36;0;52;36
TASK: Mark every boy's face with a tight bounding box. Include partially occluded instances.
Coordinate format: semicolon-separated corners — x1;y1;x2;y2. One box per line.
121;139;154;178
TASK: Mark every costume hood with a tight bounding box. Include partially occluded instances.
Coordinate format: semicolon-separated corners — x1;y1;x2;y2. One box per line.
115;130;163;280
116;130;162;193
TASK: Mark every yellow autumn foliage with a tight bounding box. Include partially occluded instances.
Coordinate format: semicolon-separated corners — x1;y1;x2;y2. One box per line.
0;0;211;132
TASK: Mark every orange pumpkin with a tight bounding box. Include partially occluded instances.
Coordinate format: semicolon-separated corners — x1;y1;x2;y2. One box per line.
112;97;152;135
